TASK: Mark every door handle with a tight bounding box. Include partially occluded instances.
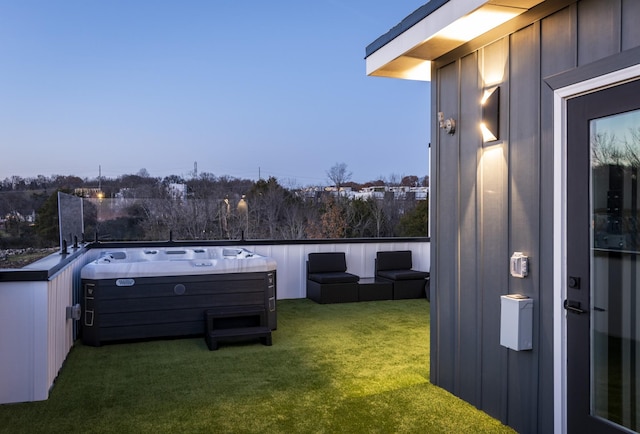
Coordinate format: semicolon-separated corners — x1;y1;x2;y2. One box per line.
564;299;587;314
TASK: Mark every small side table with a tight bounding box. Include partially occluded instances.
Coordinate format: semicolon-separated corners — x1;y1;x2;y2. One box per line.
358;277;393;302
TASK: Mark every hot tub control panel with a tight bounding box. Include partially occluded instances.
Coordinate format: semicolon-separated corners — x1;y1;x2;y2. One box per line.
83;283;95;327
267;272;276;324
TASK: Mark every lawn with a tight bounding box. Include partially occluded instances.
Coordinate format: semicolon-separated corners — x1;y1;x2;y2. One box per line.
0;299;514;433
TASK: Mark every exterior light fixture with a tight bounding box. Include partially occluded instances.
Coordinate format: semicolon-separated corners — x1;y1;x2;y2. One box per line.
481;86;500;142
438;112;456;135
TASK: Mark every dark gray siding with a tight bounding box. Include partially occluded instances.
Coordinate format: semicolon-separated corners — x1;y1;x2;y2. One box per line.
432;60;459;393
578;0;620;65
508;22;541;433
458;51;481;405
479;38;510;422
622;0;640;50
429;1;638;432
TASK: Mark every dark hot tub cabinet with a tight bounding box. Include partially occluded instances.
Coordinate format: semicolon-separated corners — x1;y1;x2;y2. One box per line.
80;247;277;349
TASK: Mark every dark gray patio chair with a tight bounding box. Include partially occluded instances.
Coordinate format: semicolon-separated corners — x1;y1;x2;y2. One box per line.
306;252;359;304
375;250;430;300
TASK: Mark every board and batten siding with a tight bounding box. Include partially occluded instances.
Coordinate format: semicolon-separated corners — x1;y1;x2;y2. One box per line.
429;1;639;433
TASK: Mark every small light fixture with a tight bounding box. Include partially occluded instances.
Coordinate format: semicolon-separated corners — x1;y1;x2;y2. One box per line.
438;112;456;135
481;86;500;142
66;304;81;320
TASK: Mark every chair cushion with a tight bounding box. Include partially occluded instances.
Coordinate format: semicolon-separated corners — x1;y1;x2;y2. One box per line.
308;252;347;273
377;269;429;281
308;272;360;284
376;250;413;271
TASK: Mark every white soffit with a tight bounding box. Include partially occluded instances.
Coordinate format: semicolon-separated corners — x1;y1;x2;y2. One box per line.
366;0;544;81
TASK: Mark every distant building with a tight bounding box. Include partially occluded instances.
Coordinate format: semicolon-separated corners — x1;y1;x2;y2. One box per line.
305;185;429;201
73;187;102;198
168;183;187;200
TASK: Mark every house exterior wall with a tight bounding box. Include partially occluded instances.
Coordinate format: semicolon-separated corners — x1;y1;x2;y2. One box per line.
429;1;640;432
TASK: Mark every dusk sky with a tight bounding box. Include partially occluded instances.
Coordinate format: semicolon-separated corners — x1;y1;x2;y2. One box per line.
1;1;430;186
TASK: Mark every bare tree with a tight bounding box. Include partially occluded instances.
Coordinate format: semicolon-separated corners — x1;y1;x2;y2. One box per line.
591;131;623;167
625;127;640;168
280;199;311;239
369;198;387;237
386;173;401;186
137;168;151;178
326;163;352;191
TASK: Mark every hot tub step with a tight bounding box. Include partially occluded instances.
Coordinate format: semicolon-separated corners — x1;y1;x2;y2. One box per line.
206;326;272;351
204;307;273;350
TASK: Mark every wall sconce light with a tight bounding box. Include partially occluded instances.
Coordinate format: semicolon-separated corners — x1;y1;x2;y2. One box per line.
438;112;456;135
480;86;500;142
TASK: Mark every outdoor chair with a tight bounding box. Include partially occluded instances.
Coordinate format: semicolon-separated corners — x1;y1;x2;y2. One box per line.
375;250;430;300
306;252;359;304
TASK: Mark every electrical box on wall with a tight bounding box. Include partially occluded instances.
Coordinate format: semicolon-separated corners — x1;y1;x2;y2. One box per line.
500;294;533;351
510;252;528;278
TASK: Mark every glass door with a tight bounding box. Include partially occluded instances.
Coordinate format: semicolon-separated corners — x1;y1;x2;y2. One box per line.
567;79;640;433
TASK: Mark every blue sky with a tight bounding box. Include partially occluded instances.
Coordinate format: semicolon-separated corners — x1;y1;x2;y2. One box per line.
0;1;430;186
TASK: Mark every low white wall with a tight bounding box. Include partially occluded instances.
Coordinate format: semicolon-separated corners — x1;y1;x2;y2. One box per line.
0;281;49;403
0;249;98;405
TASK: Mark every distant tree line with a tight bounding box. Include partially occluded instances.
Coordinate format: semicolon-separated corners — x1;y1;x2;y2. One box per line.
0;167;429;248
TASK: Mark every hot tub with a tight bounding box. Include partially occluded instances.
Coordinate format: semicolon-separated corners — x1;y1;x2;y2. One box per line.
80;247;277;346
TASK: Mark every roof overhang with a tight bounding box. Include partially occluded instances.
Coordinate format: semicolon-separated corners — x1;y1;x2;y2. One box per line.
365;0;545;81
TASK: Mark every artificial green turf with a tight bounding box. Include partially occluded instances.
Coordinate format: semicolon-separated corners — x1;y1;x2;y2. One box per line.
0;299;514;433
